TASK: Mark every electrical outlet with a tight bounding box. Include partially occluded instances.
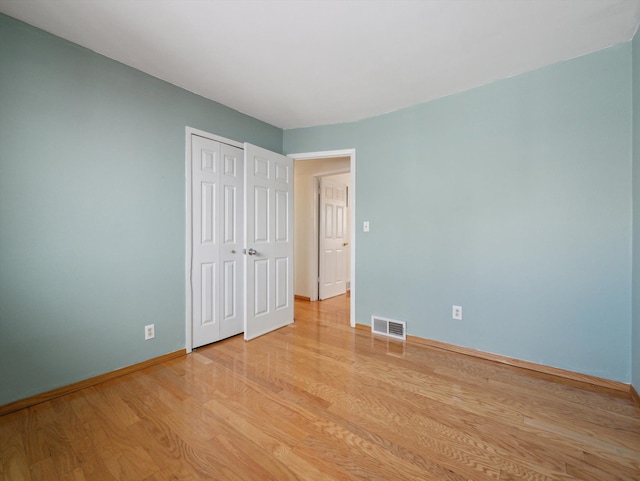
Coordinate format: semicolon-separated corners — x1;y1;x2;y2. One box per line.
452;306;462;320
145;324;155;340
363;221;370;232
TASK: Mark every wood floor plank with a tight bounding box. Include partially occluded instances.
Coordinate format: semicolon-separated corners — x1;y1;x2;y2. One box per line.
576;450;640;481
49;395;88;443
59;467;88;481
140;472;173;481
128;409;246;481
145;362;212;404
212;430;300;481
1;294;639;480
21;404;55;467
0;433;31;481
203;395;311;448
67;434;119;481
300;424;455;481
522;416;640;466
93;379;141;427
324;386;566;480
484;377;640;432
321;402;503;480
28;456;57;481
271;445;348;481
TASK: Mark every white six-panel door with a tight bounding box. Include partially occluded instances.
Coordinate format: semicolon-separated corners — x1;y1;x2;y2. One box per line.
191;135;244;348
319;177;347;300
244;143;294;340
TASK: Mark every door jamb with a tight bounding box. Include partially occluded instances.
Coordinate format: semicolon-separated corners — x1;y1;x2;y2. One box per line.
288;149;356;328
185;127;243;354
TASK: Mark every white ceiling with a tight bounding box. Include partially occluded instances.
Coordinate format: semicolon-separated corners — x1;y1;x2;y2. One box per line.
1;0;639;129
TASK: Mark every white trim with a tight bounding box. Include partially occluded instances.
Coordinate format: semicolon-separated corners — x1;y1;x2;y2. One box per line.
312;177;320;301
311;167;351;177
289;149;353;161
185;127;243;353
185;129;192;353
187;126;243;149
289;149;357;329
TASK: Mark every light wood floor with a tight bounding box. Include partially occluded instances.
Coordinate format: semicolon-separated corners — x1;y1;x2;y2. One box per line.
1;294;639;480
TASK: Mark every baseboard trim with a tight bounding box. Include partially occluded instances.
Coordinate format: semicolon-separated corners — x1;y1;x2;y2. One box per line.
357;323;629;393
0;349;186;416
294;295;311;301
631;385;640;408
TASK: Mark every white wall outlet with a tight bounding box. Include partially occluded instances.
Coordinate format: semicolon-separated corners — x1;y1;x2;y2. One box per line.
363;221;370;232
452;306;462;320
145;324;155;340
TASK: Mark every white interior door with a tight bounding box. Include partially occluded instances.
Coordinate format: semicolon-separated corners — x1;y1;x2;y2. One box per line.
319;177;347;300
191;135;244;348
244;143;294;340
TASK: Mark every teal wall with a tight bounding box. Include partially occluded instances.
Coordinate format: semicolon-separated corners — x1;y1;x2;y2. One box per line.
0;14;282;406
633;28;640;391
285;44;633;382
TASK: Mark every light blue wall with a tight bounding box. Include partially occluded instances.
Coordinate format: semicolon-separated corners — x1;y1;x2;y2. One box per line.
633;28;640;391
0;14;282;406
285;44;633;382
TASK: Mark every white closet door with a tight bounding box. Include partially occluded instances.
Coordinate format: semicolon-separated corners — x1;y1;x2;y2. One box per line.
244;143;294;341
192;135;243;348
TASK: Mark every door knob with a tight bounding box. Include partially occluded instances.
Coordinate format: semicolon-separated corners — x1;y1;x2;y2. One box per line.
243;248;257;256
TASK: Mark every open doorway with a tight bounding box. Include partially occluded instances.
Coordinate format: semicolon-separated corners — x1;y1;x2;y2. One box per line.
290;149;356;328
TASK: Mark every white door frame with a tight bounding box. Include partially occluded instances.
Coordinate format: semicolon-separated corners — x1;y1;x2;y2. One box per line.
289;149;356;328
185;126;244;354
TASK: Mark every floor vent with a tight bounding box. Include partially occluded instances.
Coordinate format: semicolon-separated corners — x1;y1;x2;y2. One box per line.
371;316;406;340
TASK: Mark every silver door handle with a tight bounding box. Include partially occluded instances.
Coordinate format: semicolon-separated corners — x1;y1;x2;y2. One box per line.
243;248;257;256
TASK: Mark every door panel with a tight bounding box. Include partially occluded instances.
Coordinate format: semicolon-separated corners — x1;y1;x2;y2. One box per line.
244;143;294;341
275;257;289;310
223;185;236;243
275;190;288;242
319;177;348;300
336;204;344;237
201;262;216;325
223;261;235;319
254;258;269;316
202;182;216;243
254;186;269;242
